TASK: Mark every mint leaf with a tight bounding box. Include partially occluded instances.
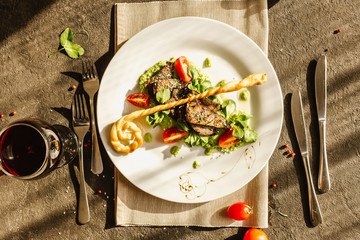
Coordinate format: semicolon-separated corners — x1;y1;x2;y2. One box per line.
49;28;85;59
156;89;171;104
60;28;74;46
64;42;84;59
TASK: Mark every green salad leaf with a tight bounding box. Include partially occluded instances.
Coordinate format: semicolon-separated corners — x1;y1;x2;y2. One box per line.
232;125;244;139
146;110;174;130
187;64;213;93
176;118;190;132
221;99;237;120
228;112;258;142
184;130;221;149
187;65;200;79
156;89;171;104
49;28;85;59
243;128;258;142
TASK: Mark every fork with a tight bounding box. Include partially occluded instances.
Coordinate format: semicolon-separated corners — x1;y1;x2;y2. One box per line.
72;93;91;224
82;59;103;174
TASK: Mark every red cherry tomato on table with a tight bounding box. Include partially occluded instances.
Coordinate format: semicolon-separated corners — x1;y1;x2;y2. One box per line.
243;229;268;240
175;56;192;82
219;128;240;148
227;202;253;221
126;93;149;108
163;127;188;144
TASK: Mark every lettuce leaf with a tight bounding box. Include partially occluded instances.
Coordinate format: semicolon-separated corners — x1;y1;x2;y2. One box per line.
146;110;174;130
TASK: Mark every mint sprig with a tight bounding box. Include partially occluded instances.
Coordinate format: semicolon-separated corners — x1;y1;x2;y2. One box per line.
49;28;85;59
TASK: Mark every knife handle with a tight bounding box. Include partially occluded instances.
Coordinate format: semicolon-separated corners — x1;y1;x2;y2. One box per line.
318;120;330;193
302;154;323;226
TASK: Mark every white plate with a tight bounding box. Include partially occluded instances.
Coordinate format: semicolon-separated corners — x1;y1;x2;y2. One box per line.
97;17;283;203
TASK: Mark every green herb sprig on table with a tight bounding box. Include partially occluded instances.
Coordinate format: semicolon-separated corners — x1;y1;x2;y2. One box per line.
49;28;85;59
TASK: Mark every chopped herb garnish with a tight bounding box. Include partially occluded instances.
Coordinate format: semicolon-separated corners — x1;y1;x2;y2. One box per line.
144;132;152;143
170;146;180;156
193;161;201;169
204;57;212;67
240;90;250;101
277;210;288;217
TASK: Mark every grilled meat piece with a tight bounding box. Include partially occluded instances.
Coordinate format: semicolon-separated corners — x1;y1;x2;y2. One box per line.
186;100;228;135
190;124;217;136
187;90;221;111
143;62;173;89
143;61;228;136
143;62;188;104
152;78;185;97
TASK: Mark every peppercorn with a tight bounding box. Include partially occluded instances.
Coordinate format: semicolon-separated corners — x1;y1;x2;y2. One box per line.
334;29;341;34
291;152;296;157
287;150;291;154
272;184;277;188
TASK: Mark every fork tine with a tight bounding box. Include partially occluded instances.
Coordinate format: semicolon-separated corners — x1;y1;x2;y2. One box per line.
71;95;76;120
91;61;98;78
87;59;95;78
75;94;81;119
86;59;92;79
85;59;92;78
81;94;89;119
88;60;94;78
81;59;87;80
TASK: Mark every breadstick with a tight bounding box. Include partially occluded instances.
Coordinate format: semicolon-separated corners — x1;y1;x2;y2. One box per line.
111;73;267;153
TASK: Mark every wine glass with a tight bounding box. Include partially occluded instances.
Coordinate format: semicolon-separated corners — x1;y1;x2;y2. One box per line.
0;119;78;180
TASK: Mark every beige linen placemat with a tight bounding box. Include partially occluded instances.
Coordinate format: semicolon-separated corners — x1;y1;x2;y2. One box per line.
114;0;269;227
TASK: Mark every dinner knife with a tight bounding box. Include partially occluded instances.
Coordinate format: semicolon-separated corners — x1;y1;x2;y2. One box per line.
315;54;330;193
291;90;323;226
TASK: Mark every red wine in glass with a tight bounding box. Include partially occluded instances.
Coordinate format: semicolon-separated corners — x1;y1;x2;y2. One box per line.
0;119;78;179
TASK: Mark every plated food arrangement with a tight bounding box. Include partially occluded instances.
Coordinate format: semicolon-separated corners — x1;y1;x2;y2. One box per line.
97;17;283;203
110;56;266;155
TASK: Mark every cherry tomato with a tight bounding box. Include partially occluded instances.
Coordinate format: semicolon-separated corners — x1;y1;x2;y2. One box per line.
174;56;192;82
163;127;188;144
227;202;253;221
243;229;268;240
126;93;149;108
219;129;240;148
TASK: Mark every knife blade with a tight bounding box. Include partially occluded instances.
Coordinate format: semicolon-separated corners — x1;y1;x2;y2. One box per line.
291;91;323;226
315;54;330;193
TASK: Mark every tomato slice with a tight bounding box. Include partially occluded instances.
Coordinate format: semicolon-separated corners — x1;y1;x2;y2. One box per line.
243;229;268;240
126;93;149;108
163;127;188;144
218;128;240;148
174;56;192;82
227;202;253;221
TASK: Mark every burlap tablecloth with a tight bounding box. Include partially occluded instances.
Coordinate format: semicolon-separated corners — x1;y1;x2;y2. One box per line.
114;0;269;227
